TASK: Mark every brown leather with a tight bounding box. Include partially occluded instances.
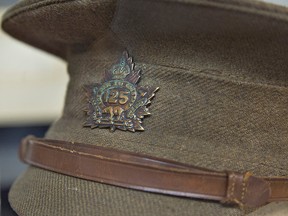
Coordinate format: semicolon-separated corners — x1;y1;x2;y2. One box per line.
19;136;288;208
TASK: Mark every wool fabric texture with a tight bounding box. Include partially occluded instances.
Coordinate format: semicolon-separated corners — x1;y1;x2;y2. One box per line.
2;0;288;215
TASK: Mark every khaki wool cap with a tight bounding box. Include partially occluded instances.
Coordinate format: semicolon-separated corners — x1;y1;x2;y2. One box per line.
2;0;288;215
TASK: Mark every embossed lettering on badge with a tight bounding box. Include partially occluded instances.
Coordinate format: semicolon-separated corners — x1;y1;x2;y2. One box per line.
84;51;159;132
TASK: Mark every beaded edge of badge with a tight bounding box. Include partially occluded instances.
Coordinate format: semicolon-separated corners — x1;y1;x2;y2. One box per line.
83;51;159;132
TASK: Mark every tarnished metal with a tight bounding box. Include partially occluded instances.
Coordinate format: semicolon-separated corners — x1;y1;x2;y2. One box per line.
84;51;159;132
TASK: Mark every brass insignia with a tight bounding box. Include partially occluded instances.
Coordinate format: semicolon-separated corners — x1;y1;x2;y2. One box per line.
84;51;159;132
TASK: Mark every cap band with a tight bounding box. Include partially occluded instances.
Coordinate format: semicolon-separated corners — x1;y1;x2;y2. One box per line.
20;136;288;208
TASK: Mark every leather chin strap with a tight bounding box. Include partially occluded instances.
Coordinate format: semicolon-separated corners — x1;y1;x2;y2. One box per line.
20;136;288;208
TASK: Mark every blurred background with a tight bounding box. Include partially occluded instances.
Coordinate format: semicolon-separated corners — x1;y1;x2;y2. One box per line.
0;0;68;215
0;0;288;215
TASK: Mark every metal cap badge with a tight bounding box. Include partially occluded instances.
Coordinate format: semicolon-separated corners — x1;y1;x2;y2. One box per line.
84;51;159;132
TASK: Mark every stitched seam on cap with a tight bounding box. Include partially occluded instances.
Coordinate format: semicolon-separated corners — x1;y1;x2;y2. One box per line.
81;60;288;89
3;0;76;23
150;63;288;89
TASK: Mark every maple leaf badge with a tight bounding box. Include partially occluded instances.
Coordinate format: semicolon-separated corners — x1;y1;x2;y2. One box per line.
84;51;159;132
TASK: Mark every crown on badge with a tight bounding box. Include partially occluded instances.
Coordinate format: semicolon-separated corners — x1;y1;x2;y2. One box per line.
110;53;131;79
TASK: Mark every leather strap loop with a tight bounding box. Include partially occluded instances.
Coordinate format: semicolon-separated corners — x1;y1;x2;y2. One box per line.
19;136;288;208
222;172;271;208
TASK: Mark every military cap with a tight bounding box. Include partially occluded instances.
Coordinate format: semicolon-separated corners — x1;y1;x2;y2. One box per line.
2;0;288;215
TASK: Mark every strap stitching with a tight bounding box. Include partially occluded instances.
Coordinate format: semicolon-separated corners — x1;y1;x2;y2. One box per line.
241;177;247;204
231;174;236;199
